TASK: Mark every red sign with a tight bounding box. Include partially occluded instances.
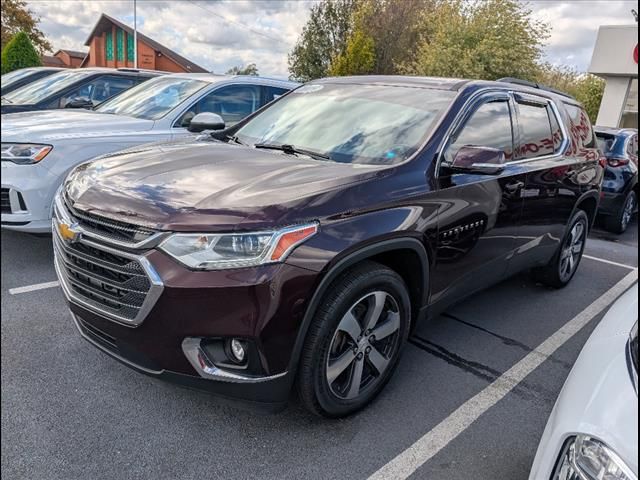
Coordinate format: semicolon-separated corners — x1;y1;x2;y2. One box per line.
634;44;638;64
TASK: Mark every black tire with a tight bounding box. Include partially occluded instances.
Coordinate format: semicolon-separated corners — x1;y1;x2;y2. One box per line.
604;190;637;234
533;210;589;289
296;261;411;418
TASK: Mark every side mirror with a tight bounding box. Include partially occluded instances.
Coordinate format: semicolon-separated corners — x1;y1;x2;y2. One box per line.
187;112;225;133
448;146;506;175
64;97;94;109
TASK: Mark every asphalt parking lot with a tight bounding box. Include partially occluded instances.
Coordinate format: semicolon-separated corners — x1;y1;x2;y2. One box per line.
1;220;638;480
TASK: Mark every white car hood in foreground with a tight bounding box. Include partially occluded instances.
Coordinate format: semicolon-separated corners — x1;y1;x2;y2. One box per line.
1;110;155;143
529;284;639;479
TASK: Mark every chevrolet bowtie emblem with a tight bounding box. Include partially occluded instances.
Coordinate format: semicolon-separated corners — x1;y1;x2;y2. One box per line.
58;221;81;243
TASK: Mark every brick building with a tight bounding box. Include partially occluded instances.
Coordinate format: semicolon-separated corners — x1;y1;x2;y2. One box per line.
79;13;208;73
42;49;87;68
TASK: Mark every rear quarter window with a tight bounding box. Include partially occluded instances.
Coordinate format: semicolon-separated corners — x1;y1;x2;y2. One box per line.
565;103;596;149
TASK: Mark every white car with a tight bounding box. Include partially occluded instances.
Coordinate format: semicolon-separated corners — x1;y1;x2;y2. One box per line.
1;73;297;232
529;284;638;480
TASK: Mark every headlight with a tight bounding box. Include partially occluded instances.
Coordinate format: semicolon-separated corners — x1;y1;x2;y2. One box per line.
553;435;637;480
1;143;52;164
159;223;318;270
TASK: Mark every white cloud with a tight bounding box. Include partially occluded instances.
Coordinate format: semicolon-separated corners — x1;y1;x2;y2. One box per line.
26;0;639;77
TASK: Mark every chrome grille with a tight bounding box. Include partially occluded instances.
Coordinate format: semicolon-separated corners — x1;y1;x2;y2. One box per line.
63;193;158;246
53;195;163;326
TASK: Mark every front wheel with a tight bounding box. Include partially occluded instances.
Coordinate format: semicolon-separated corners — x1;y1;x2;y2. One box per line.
533;210;589;288
296;262;411;418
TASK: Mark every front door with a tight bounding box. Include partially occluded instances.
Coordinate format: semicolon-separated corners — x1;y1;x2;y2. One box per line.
430;92;528;309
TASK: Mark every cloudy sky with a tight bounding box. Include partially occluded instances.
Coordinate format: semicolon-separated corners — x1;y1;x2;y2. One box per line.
26;0;638;78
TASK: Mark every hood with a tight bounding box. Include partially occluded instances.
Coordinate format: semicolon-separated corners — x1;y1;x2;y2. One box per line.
65;140;386;232
1;109;154;143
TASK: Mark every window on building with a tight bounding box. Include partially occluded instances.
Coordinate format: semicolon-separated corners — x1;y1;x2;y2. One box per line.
105;31;114;61
116;29;125;62
127;33;135;62
516;101;555;159
444;99;514;163
176;84;262;127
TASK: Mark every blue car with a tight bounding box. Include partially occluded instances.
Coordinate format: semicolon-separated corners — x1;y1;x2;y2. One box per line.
595;127;638;233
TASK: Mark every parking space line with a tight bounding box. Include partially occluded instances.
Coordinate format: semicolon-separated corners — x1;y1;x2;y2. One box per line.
583;254;637;270
9;281;60;295
368;269;638;480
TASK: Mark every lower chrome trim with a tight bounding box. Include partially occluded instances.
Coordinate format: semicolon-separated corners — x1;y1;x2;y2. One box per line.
70;312;164;375
181;337;288;384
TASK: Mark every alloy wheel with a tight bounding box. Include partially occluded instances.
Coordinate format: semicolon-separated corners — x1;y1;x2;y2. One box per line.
559;219;586;282
621;194;636;231
326;291;401;400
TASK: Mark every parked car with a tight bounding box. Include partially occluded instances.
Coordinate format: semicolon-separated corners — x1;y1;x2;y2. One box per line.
1;74;297;232
1;67;64;96
53;76;603;417
595;127;638;233
0;67;160;114
529;284;638;480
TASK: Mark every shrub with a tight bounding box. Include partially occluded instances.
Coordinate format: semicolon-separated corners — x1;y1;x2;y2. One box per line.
1;31;41;74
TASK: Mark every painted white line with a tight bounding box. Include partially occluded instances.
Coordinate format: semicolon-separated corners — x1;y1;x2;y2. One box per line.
369;269;639;480
583;254;638;271
9;281;60;295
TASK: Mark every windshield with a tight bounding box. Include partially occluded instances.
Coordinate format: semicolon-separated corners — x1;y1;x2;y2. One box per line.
1;68;36;88
3;70;93;105
235;83;455;165
96;76;208;120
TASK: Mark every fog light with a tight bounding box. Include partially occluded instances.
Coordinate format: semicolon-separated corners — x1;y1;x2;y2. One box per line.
229;339;246;363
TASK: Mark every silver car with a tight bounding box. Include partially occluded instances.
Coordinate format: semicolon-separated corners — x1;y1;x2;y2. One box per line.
1;73;298;232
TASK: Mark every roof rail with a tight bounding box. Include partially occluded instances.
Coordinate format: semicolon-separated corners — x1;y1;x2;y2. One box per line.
497;77;575;100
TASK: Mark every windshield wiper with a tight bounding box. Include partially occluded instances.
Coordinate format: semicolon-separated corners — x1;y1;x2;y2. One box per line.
254;143;331;161
228;135;247;146
1;96;12;104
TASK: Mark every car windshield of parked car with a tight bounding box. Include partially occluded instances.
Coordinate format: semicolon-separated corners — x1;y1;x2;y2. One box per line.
95;77;208;120
2;70;93;105
1;68;35;88
234;83;456;165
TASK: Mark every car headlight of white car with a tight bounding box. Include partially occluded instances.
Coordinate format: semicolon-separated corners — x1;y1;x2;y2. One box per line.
159;223;318;270
1;143;53;165
554;435;637;480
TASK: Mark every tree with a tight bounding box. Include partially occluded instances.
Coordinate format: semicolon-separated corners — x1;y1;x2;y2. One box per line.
329;29;376;76
402;0;549;81
288;0;357;81
1;0;51;54
536;64;605;122
225;63;259;76
1;31;42;74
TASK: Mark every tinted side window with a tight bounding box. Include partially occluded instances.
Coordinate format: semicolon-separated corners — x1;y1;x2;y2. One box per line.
516;101;554;159
565;104;596;148
57;75;135;107
627;135;638;159
445;100;514;163
547;105;564;153
264;86;288;104
177;84;261;127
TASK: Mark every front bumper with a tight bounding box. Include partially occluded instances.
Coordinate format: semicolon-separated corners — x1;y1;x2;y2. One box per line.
1;160;61;232
53;214;320;408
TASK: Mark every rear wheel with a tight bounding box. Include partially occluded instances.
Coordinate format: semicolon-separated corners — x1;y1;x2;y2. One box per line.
604;191;637;234
533;210;588;288
296;262;411;418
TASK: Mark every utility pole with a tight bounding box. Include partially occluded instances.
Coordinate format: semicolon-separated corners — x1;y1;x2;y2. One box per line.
133;0;138;68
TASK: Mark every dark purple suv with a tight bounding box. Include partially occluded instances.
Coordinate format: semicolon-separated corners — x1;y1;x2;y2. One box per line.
53;76;603;417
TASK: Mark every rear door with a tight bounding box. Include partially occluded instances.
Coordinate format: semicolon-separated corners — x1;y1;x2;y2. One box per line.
507;95;601;273
431;91;527;307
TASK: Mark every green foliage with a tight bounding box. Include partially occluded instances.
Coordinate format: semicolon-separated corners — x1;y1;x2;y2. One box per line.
225;63;259;76
1;31;42;74
1;0;51;54
288;0;357;81
403;0;549;80
329;29;376;76
536;64;605;123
